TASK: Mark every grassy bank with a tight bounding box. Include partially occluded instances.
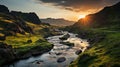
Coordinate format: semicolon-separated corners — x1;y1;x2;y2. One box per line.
0;13;56;66
0;32;54;66
66;28;120;67
5;33;53;57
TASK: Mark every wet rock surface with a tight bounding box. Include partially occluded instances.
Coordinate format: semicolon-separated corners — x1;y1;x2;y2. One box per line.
75;50;82;55
57;57;66;63
5;31;90;67
59;33;70;40
0;42;15;66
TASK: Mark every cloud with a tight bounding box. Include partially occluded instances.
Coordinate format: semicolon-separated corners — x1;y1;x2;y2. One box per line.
36;0;120;12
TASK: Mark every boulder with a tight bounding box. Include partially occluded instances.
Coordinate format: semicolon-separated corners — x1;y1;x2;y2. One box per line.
60;42;74;47
57;57;66;63
55;52;62;55
36;60;44;64
36;61;40;64
75;50;82;55
59;34;70;40
0;42;15;65
70;61;73;64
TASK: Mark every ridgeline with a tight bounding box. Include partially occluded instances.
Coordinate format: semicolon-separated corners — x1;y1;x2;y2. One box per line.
64;2;120;67
0;5;60;66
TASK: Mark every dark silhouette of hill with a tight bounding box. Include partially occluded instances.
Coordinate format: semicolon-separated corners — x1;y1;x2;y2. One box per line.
66;2;120;67
73;2;120;28
0;5;53;66
11;11;41;24
0;5;9;13
0;5;34;36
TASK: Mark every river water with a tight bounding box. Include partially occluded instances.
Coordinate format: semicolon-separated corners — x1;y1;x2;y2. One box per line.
5;31;89;67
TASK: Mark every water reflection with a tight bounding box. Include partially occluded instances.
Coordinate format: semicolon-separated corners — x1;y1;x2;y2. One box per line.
6;31;89;67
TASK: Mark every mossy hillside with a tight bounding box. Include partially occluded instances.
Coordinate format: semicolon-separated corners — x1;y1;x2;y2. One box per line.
0;12;57;58
69;29;120;67
0;27;54;66
0;25;54;65
61;2;120;67
0;11;55;66
26;22;61;37
0;13;33;37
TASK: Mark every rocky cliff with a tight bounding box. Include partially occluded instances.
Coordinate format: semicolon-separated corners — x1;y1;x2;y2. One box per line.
11;11;41;24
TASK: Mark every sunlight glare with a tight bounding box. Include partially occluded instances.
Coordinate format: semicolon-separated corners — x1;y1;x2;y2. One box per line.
79;15;86;19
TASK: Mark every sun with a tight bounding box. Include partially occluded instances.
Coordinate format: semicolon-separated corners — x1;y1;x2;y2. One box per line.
79;15;86;19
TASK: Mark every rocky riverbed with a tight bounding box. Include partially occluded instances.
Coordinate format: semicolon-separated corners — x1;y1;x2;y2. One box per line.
4;31;89;67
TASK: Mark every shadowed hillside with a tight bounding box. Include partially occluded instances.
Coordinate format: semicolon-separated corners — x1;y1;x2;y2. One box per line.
11;11;41;24
0;5;33;37
0;5;61;66
73;2;120;28
63;2;120;67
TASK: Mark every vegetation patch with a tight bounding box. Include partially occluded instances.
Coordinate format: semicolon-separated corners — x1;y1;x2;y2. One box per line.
69;28;120;67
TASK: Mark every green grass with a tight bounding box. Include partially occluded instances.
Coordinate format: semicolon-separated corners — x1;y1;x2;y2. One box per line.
0;12;57;66
3;33;53;56
69;29;120;67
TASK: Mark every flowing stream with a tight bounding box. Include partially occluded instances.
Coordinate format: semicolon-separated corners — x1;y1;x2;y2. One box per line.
5;31;89;67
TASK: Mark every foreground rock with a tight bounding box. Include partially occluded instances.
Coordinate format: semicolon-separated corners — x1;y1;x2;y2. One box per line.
57;57;66;63
55;52;62;55
60;42;74;47
75;50;82;55
59;34;70;40
0;42;15;66
35;60;44;64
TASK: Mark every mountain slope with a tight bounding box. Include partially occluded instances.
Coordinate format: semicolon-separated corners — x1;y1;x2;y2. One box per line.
0;5;57;66
64;2;120;67
73;2;120;28
11;11;41;24
0;5;9;13
0;6;33;37
41;18;75;26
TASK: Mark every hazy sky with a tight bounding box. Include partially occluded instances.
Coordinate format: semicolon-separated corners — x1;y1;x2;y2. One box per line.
0;0;120;21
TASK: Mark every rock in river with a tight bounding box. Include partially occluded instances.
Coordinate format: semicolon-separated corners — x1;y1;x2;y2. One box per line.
35;60;44;64
57;57;66;63
55;52;62;55
75;50;82;55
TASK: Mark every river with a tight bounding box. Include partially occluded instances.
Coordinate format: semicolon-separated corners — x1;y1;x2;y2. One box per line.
5;31;89;67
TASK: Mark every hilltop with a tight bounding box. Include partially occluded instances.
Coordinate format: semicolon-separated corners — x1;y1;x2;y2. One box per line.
63;2;120;67
73;2;120;28
0;5;59;66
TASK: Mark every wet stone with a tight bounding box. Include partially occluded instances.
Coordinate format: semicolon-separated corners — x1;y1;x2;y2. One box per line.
75;50;82;55
57;57;66;63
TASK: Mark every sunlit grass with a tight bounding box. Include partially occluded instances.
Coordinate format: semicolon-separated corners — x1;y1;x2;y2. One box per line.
4;33;53;56
0;27;4;30
4;34;44;48
0;16;13;23
1;19;13;23
69;28;120;67
0;33;4;36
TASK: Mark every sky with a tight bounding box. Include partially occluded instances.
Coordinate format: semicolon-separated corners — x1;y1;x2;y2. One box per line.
0;0;120;21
